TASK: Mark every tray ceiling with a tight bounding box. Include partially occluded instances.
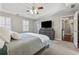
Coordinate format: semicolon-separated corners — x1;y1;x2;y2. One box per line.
0;3;79;19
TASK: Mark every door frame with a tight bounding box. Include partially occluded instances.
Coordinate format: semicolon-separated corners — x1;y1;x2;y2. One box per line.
61;16;73;42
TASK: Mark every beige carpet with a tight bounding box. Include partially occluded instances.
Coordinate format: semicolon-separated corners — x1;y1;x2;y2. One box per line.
41;40;79;55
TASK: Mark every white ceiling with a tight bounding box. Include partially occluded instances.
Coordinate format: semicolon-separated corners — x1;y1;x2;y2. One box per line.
0;3;79;19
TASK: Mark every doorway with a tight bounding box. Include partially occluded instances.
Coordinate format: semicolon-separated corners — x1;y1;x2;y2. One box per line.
62;17;74;42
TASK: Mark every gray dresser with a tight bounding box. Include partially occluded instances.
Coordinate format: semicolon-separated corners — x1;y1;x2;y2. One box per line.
39;28;55;40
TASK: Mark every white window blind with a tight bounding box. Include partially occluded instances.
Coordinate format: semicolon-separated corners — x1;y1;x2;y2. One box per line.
0;16;11;30
23;20;29;31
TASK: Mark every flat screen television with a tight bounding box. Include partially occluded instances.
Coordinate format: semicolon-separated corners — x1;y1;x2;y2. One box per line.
41;21;52;28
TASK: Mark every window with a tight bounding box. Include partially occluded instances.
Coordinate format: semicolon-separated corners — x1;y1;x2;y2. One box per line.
23;20;29;31
0;16;11;30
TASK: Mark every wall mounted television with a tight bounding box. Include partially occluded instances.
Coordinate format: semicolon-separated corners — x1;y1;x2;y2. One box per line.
41;21;52;28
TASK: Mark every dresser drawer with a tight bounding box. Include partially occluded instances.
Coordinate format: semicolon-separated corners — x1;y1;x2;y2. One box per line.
39;28;55;40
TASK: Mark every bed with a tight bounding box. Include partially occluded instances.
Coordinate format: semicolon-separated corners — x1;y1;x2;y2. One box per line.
1;33;50;55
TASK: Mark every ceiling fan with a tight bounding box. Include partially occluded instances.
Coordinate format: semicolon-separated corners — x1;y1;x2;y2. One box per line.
70;4;76;8
26;5;44;15
65;3;76;9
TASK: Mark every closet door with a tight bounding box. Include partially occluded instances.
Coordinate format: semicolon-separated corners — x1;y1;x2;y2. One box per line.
73;11;78;48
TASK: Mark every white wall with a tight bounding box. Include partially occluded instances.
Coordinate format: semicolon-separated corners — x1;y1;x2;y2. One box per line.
35;11;75;40
0;11;36;33
53;17;62;40
11;15;23;32
35;16;62;40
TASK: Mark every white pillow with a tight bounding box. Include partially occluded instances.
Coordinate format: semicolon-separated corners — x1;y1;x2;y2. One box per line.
0;27;11;43
9;30;14;34
11;32;21;40
0;38;5;48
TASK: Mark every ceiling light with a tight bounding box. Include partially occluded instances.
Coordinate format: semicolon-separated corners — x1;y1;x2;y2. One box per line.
26;6;44;15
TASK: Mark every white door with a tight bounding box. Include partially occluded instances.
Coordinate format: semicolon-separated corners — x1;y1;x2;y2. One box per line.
73;11;78;48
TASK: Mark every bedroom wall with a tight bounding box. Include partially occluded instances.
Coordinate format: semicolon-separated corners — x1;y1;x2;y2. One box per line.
35;16;62;40
35;11;75;40
11;15;23;32
0;11;36;33
35;16;73;40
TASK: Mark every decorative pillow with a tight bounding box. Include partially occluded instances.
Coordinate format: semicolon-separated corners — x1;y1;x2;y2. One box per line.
11;32;21;40
0;27;11;43
9;30;15;34
0;38;5;48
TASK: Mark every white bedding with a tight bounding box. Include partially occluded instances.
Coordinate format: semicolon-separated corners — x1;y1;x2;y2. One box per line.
21;33;50;47
7;33;50;55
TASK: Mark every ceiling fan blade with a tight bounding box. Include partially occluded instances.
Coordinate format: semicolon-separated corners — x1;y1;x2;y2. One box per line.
38;6;44;9
32;6;36;10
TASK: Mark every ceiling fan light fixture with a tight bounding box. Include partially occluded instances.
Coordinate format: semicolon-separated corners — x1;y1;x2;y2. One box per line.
34;9;37;14
30;10;33;14
26;5;44;15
